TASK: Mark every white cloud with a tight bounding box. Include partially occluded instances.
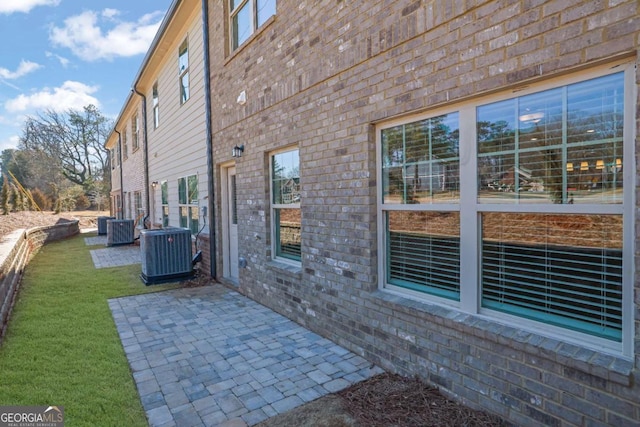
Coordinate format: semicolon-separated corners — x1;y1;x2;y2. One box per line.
0;60;42;80
4;81;100;113
0;135;20;151
0;0;59;14
102;8;120;19
49;9;165;61
45;51;71;68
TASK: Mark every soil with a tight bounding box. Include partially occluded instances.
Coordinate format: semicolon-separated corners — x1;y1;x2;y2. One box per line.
0;210;105;240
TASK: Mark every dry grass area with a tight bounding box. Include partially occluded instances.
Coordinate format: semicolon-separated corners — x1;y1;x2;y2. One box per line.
0;210;107;240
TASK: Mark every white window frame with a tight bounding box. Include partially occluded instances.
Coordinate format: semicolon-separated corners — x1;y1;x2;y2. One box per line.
161;180;169;227
131;115;139;151
270;147;301;265
152;82;160;129
178;38;190;105
133;191;143;220
178;174;199;235
230;0;276;51
376;60;635;357
122;129;128;160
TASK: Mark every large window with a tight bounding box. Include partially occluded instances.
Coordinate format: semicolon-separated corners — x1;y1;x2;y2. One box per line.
161;181;169;227
178;175;198;234
152;82;159;128
271;149;300;262
230;0;276;50
378;62;633;354
178;39;190;104
131;115;139;151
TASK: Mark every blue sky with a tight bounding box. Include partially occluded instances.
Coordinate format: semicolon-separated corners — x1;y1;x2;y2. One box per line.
0;0;173;152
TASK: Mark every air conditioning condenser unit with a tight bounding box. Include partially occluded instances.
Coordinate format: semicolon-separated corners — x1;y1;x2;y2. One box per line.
97;216;115;235
140;228;194;285
106;219;135;246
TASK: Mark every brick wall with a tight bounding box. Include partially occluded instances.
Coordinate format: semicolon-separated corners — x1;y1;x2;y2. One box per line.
208;1;640;425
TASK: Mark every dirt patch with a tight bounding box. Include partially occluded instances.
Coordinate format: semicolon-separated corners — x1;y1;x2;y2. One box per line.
257;373;506;427
0;210;107;240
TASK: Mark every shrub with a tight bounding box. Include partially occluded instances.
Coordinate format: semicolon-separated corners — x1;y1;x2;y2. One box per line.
1;177;10;215
31;188;52;211
75;194;90;210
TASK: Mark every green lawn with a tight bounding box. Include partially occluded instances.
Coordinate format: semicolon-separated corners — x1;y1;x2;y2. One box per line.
0;233;179;426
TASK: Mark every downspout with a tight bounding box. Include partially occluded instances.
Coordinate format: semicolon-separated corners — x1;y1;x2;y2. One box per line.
114;129;124;220
133;87;150;228
201;0;217;278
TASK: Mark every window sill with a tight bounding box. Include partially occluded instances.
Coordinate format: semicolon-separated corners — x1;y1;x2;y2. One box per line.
266;259;302;276
372;289;633;387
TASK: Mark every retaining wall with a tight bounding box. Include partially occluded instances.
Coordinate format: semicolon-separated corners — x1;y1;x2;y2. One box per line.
0;220;80;342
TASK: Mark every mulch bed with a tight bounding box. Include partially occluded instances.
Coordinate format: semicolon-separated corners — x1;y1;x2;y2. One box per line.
339;373;507;427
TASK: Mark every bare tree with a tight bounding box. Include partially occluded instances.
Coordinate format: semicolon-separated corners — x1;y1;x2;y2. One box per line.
19;105;112;189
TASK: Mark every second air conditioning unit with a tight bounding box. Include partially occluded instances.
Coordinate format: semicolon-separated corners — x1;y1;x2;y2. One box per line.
106;219;135;246
97;216;115;235
140;228;193;284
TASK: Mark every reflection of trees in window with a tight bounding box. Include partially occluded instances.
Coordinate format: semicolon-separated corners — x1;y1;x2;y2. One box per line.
382;113;459;204
476;72;624;204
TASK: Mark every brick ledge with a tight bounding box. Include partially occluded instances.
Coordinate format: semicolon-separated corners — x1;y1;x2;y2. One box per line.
372;290;634;387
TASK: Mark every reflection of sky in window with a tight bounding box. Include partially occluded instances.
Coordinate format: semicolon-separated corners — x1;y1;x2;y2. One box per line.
568;72;623;139
518;88;562;133
179;42;188;72
478;99;515;132
274;150;299;179
235;5;251;47
257;0;276;27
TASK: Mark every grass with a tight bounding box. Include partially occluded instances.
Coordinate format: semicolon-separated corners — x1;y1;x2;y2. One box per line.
0;233;179;426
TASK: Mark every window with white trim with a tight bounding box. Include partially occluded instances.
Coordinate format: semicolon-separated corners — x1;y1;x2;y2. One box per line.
230;0;276;51
132;115;139;150
271;148;300;262
161;181;169;227
378;62;633;354
152;82;160;128
178;39;190;104
178;175;198;234
122;130;128;160
133;191;143;220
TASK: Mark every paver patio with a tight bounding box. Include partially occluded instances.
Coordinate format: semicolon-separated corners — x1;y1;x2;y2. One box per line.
109;285;383;426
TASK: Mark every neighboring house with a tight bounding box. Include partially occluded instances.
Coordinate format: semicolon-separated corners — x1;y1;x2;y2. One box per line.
110;0;640;425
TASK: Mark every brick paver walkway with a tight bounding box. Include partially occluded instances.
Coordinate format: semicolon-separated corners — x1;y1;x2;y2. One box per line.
109;286;383;426
90;246;141;269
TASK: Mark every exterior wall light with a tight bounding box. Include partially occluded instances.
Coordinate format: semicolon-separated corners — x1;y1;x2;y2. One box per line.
232;144;244;158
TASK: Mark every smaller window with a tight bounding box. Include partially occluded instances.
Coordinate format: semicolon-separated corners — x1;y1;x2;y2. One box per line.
178;39;190;104
132;115;139;150
161;181;169;227
178;175;199;234
122;131;128;160
271;149;301;262
133;191;143;219
110;148;115;169
152;82;160;128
